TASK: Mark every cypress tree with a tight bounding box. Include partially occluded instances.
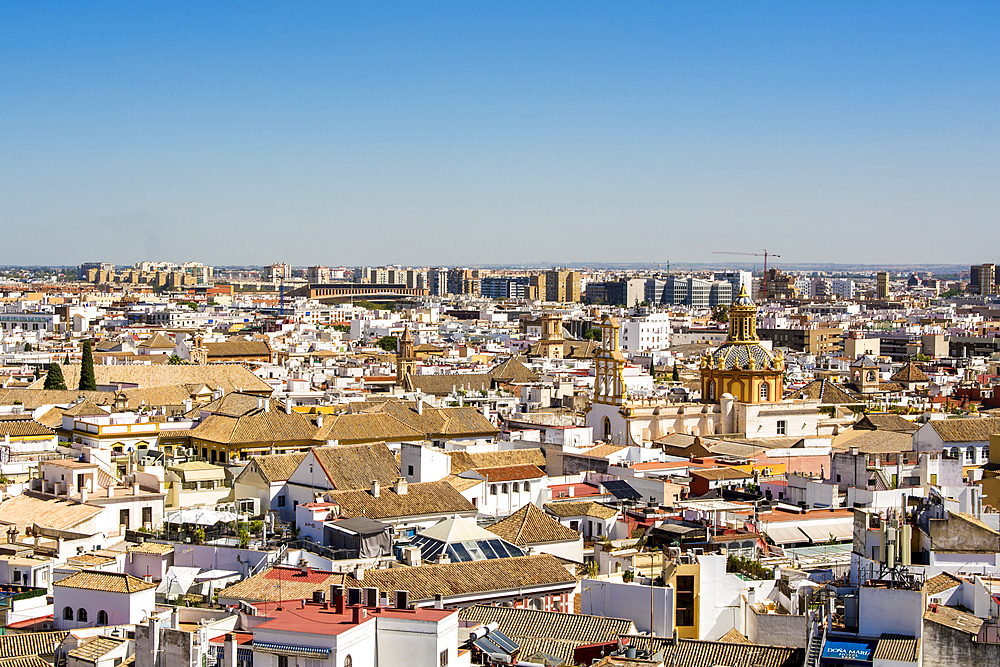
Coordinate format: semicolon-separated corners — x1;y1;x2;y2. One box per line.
79;340;97;391
672;363;680;382
44;363;68;391
64;354;70;365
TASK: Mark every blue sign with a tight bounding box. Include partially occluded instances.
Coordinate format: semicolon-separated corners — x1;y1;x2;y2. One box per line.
822;639;876;663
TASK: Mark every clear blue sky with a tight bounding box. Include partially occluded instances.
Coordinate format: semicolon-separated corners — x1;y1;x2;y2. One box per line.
2;2;998;267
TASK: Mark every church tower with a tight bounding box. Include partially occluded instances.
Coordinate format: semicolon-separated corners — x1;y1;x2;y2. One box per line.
701;285;784;404
396;326;416;386
537;313;565;359
593;316;626;406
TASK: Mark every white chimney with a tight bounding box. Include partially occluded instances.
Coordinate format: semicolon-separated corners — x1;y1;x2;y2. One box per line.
747;587;756;605
80;487;88;503
133;482;140;496
393;477;408;495
370;480;380;498
107;485;114;498
183;399;192;413
416;400;423;415
257;398;264;411
285;400;292;415
263;399;270;413
316;414;324;428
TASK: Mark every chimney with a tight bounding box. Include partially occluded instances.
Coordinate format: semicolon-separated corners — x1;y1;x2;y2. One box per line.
257;398;264;411
364;587;379;608
316;414;324;428
416;400;423;415
224;634;236;667
263;399;270;413
183;398;192;413
285;400;292;415
351;605;366;624
331;584;345;613
370;480;380;498
747;587;756;605
354;564;365;582
213;387;223;401
434;593;444;610
80;487;87;503
133;482;140;496
107;485;114;498
393;477;408;495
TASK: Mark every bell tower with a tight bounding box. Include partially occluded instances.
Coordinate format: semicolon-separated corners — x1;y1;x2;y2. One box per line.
538;313;565;359
593;317;626;406
396;326;416;385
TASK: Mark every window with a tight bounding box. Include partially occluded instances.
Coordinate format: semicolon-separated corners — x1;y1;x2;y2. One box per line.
603;417;612;441
985;446;990;461
759;383;769;401
501;483;508;494
569;520;579;531
676;575;695;626
12;570;20;583
407;465;414;476
523;482;530;493
120;509;130;528
512;482;520;493
708;382;715;401
63;606;73;620
950;447;960;459
343;657;352;667
97;610;108;625
77;608;88;622
776;420;787;436
966;447;976;462
277;496;286;507
836;475;841;482
490;485;497;495
596;524;602;536
440;649;449;667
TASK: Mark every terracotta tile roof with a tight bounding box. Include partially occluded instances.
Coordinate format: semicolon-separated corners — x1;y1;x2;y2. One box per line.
928;417;1000;443
544;501;619;520
0;493;103;531
31;364;272;394
853;413;919;432
408;374;493;396
217;566;341;603
488;357;539;384
325;480;476;520
0;632;68;659
67;553;116;566
0;389;114;410
442;474;484;492
621;635;804;667
789;378;860;404
448;449;546;474
312;443;402;491
474;465;546;483
718;628;752;644
487;503;581;546
191;397;318;445
891;362;930;384
459;605;635;663
68;637;125;662
138;333;176;349
61;399;110;417
0;419;54;438
340;554;575;601
0;656;52;667
126;542;175;555
581;444;628;459
924;572;963;595
248;452;306;483
54;570;155;594
923;604;984;635
205;340;271;359
315;413;424;443
833;429;913;454
872;635;919;662
690;467;753;481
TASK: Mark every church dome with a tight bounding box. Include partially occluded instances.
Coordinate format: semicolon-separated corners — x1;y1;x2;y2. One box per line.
709;341;777;371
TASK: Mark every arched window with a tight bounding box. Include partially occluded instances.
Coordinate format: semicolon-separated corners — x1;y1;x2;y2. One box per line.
343;657;352;667
985;445;990;461
603;417;612;441
97;610;108;626
949;447;959;459
866;370;876;382
501;483;508;494
759;383;769;401
708;382;715;401
77;608;87;622
512;482;520;493
523;482;530;493
63;606;73;620
966;447;976;462
490;484;497;495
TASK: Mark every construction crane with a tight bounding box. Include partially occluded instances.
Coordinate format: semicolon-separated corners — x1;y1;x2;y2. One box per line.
713;249;781;301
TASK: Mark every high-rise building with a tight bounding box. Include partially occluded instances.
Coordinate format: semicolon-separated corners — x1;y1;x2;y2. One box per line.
970;263;997;295
708;281;732;307
307;266;331;284
78;262;115;280
427;268;448;296
876;272;889;300
832;279;855;300
544;270;581;302
265;263;292;283
714;270;752;297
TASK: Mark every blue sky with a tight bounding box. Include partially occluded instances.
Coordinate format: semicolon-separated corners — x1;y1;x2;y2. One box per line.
2;2;998;267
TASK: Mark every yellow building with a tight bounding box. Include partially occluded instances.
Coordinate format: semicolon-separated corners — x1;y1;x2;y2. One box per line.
982;433;1000;511
700;285;784;404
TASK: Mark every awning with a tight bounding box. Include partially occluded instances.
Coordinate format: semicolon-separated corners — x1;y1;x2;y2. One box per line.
796;520;853;544
166;509;238;526
763;524;809;545
253;643;330;659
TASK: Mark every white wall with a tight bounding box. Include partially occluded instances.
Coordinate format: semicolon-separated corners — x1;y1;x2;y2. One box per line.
581;579;669;636
55;586;155;629
858;586;923;638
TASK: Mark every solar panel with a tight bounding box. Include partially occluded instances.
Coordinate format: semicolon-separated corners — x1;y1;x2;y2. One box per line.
603;480;642;500
487;630;520;653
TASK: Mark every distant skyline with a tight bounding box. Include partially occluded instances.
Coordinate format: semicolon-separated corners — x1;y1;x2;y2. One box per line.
2;3;999;266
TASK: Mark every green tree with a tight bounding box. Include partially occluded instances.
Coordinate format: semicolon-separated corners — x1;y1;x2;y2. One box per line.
238;529;250;548
711;305;729;324
193;527;206;544
79;341;96;391
64;354;70;365
167;354;188;365
375;335;398;352
672;364;680;382
43;363;68;390
23;342;31;352
582;328;602;341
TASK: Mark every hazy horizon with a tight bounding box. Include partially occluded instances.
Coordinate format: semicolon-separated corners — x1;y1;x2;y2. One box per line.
3;3;999;266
